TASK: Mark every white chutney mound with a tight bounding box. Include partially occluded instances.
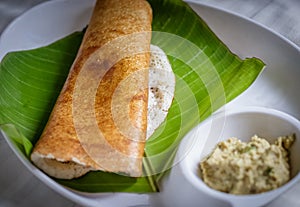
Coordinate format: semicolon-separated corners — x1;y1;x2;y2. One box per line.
147;45;176;139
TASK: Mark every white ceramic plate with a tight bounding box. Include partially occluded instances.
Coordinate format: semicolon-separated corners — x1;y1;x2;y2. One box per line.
0;0;300;206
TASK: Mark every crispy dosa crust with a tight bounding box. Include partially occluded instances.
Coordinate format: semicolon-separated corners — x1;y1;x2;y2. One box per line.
31;0;152;178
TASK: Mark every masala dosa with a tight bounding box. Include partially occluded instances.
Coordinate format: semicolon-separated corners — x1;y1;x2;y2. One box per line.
31;0;176;179
31;0;152;178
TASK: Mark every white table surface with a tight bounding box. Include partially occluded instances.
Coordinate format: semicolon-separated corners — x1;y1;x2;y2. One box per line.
0;0;299;207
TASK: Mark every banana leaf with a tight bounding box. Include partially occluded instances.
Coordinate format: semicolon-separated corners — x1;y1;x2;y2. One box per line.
0;0;265;192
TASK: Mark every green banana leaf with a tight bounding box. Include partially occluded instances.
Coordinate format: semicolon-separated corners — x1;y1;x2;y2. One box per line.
0;0;265;193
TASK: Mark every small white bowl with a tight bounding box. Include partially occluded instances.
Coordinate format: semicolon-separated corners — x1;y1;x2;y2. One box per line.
153;107;300;207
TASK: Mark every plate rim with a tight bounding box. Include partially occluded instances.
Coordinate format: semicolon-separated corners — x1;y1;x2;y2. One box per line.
185;0;300;52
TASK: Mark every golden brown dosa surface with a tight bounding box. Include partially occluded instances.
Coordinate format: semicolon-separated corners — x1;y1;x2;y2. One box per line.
31;0;152;178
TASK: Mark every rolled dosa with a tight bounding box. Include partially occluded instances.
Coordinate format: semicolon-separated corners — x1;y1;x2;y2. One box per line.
31;0;153;178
